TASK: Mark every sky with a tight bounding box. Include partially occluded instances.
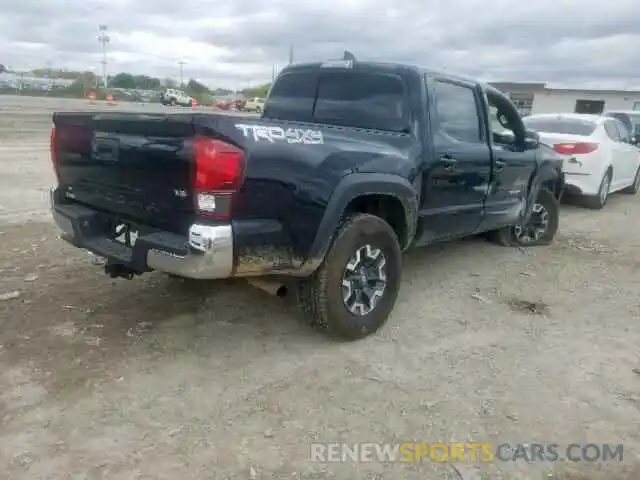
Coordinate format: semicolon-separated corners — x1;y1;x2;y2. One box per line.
0;0;637;90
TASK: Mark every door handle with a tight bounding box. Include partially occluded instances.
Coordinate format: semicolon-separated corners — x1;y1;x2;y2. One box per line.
494;159;506;172
440;154;457;171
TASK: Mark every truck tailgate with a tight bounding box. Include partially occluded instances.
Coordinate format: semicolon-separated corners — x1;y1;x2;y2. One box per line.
52;112;196;234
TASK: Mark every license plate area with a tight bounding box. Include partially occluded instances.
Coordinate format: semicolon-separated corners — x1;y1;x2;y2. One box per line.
92;137;120;163
113;222;139;247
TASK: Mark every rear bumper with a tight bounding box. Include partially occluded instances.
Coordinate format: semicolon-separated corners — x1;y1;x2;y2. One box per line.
563;172;600;196
50;191;234;279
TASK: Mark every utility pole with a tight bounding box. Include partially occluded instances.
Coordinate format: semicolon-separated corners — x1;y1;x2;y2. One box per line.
288;44;294;65
178;60;186;87
97;25;110;89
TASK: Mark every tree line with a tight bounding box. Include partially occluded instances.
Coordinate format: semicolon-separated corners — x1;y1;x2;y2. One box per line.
0;66;271;100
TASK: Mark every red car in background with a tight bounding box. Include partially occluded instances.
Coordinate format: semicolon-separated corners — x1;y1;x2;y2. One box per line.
214;97;246;111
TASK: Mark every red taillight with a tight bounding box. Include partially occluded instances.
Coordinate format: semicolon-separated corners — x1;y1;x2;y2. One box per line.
193;135;245;219
50;126;60;181
553;142;599;155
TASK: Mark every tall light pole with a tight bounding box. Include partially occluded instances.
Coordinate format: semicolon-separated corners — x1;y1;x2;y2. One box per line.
97;25;110;89
288;44;294;65
178;60;186;87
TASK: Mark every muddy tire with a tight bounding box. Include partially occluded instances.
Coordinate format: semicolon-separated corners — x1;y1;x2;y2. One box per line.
621;166;640;194
489;188;559;247
297;214;402;340
583;169;612;209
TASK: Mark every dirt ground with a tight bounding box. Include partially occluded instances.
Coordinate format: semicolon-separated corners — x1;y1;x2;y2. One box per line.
0;94;639;480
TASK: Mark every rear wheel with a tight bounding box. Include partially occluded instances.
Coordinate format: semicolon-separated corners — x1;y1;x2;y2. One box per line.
255;106;262;114
583;169;611;209
490;188;559;247
621;166;640;194
170;99;177;107
297;214;402;340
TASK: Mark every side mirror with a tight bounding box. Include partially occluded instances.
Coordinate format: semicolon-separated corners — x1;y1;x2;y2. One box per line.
523;129;540;149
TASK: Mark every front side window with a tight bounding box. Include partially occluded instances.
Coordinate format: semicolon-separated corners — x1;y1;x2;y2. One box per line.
433;80;481;143
488;104;516;145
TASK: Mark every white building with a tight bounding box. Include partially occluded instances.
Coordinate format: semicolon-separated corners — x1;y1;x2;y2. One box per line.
489;82;640;117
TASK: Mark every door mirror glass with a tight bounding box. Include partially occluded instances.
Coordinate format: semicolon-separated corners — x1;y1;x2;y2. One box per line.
525;129;540;141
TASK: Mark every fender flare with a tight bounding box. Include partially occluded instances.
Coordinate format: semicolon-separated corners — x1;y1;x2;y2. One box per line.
522;165;564;221
301;173;419;274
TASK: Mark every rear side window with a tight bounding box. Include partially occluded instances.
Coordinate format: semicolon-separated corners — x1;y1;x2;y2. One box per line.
523;117;597;136
313;71;408;132
433;80;482;143
264;70;409;132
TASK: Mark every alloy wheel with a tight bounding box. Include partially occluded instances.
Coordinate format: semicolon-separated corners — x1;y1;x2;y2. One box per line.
513;203;550;244
600;174;611;204
342;244;387;316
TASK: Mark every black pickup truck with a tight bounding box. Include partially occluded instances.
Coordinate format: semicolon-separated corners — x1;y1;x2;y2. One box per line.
50;54;564;340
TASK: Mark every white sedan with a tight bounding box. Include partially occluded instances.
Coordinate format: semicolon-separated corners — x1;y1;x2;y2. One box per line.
523;113;640;209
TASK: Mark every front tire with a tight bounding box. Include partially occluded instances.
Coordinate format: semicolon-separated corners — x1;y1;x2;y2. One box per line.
621;166;640;194
583;169;611;209
297;214;402;340
490;188;559;247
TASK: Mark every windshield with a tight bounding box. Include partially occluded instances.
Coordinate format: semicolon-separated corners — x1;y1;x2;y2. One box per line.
524;116;597;136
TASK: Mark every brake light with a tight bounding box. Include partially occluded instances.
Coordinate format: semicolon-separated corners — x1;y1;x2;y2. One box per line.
553;142;599;155
193;135;245;219
50;126;60;181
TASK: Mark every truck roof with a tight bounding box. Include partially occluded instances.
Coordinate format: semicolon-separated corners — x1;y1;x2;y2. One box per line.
279;59;503;96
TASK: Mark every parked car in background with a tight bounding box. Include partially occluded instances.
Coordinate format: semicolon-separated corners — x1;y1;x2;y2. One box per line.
244;97;265;113
214;98;233;110
160;88;193;107
603;110;640;145
524;113;640;209
214;96;246;111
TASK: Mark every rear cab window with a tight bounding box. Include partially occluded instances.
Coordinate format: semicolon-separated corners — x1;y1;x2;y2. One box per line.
523;117;598;136
264;68;410;132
